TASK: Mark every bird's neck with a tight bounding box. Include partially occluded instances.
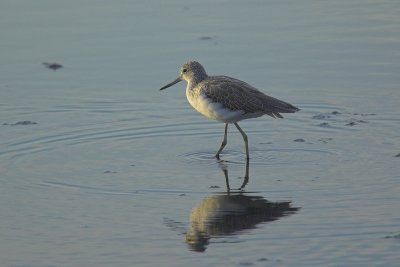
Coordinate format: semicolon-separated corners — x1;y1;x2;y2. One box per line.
188;74;207;90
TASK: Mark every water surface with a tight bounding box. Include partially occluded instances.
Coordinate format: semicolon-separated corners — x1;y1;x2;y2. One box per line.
1;0;400;266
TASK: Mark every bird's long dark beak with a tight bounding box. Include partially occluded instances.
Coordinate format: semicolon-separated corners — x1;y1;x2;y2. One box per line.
160;77;182;90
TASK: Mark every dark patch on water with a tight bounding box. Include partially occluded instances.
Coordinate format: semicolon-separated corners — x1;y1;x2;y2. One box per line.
313;110;372;128
3;121;38;126
313;111;341;120
199;35;217;40
354;113;376;116
318;138;333;144
384;232;400;239
42;62;63;71
318;122;331;128
198;35;218;45
104;170;117;174
345;119;368;126
312;114;330;120
239;261;254;266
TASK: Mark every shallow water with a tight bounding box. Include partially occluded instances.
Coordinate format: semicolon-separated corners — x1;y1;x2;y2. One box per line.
1;0;400;266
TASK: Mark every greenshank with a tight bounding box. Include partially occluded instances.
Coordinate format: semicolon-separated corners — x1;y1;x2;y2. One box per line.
160;61;299;159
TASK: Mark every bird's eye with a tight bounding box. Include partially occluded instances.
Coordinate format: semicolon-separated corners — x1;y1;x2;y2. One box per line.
182;68;187;73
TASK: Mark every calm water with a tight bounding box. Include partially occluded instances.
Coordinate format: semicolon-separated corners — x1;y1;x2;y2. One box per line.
1;0;400;266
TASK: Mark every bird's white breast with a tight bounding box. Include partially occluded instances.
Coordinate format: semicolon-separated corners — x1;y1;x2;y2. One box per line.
186;87;244;123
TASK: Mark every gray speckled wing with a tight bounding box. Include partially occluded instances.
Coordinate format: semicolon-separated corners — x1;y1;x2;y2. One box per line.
201;76;299;118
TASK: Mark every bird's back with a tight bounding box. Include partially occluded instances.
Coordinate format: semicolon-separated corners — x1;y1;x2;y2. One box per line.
198;75;299;119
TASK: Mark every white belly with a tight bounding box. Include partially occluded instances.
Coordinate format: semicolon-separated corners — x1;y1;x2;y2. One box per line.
186;90;247;123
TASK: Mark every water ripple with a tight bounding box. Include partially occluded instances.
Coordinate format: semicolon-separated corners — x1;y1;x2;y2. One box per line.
181;147;336;166
0;101;378;161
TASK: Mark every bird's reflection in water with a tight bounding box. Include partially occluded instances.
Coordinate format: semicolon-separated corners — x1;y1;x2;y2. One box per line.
185;193;299;252
183;159;300;252
218;158;249;191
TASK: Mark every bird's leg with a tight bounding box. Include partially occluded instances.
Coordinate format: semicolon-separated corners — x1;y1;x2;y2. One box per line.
223;168;230;193
234;123;249;159
238;157;250;190
215;123;228;159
